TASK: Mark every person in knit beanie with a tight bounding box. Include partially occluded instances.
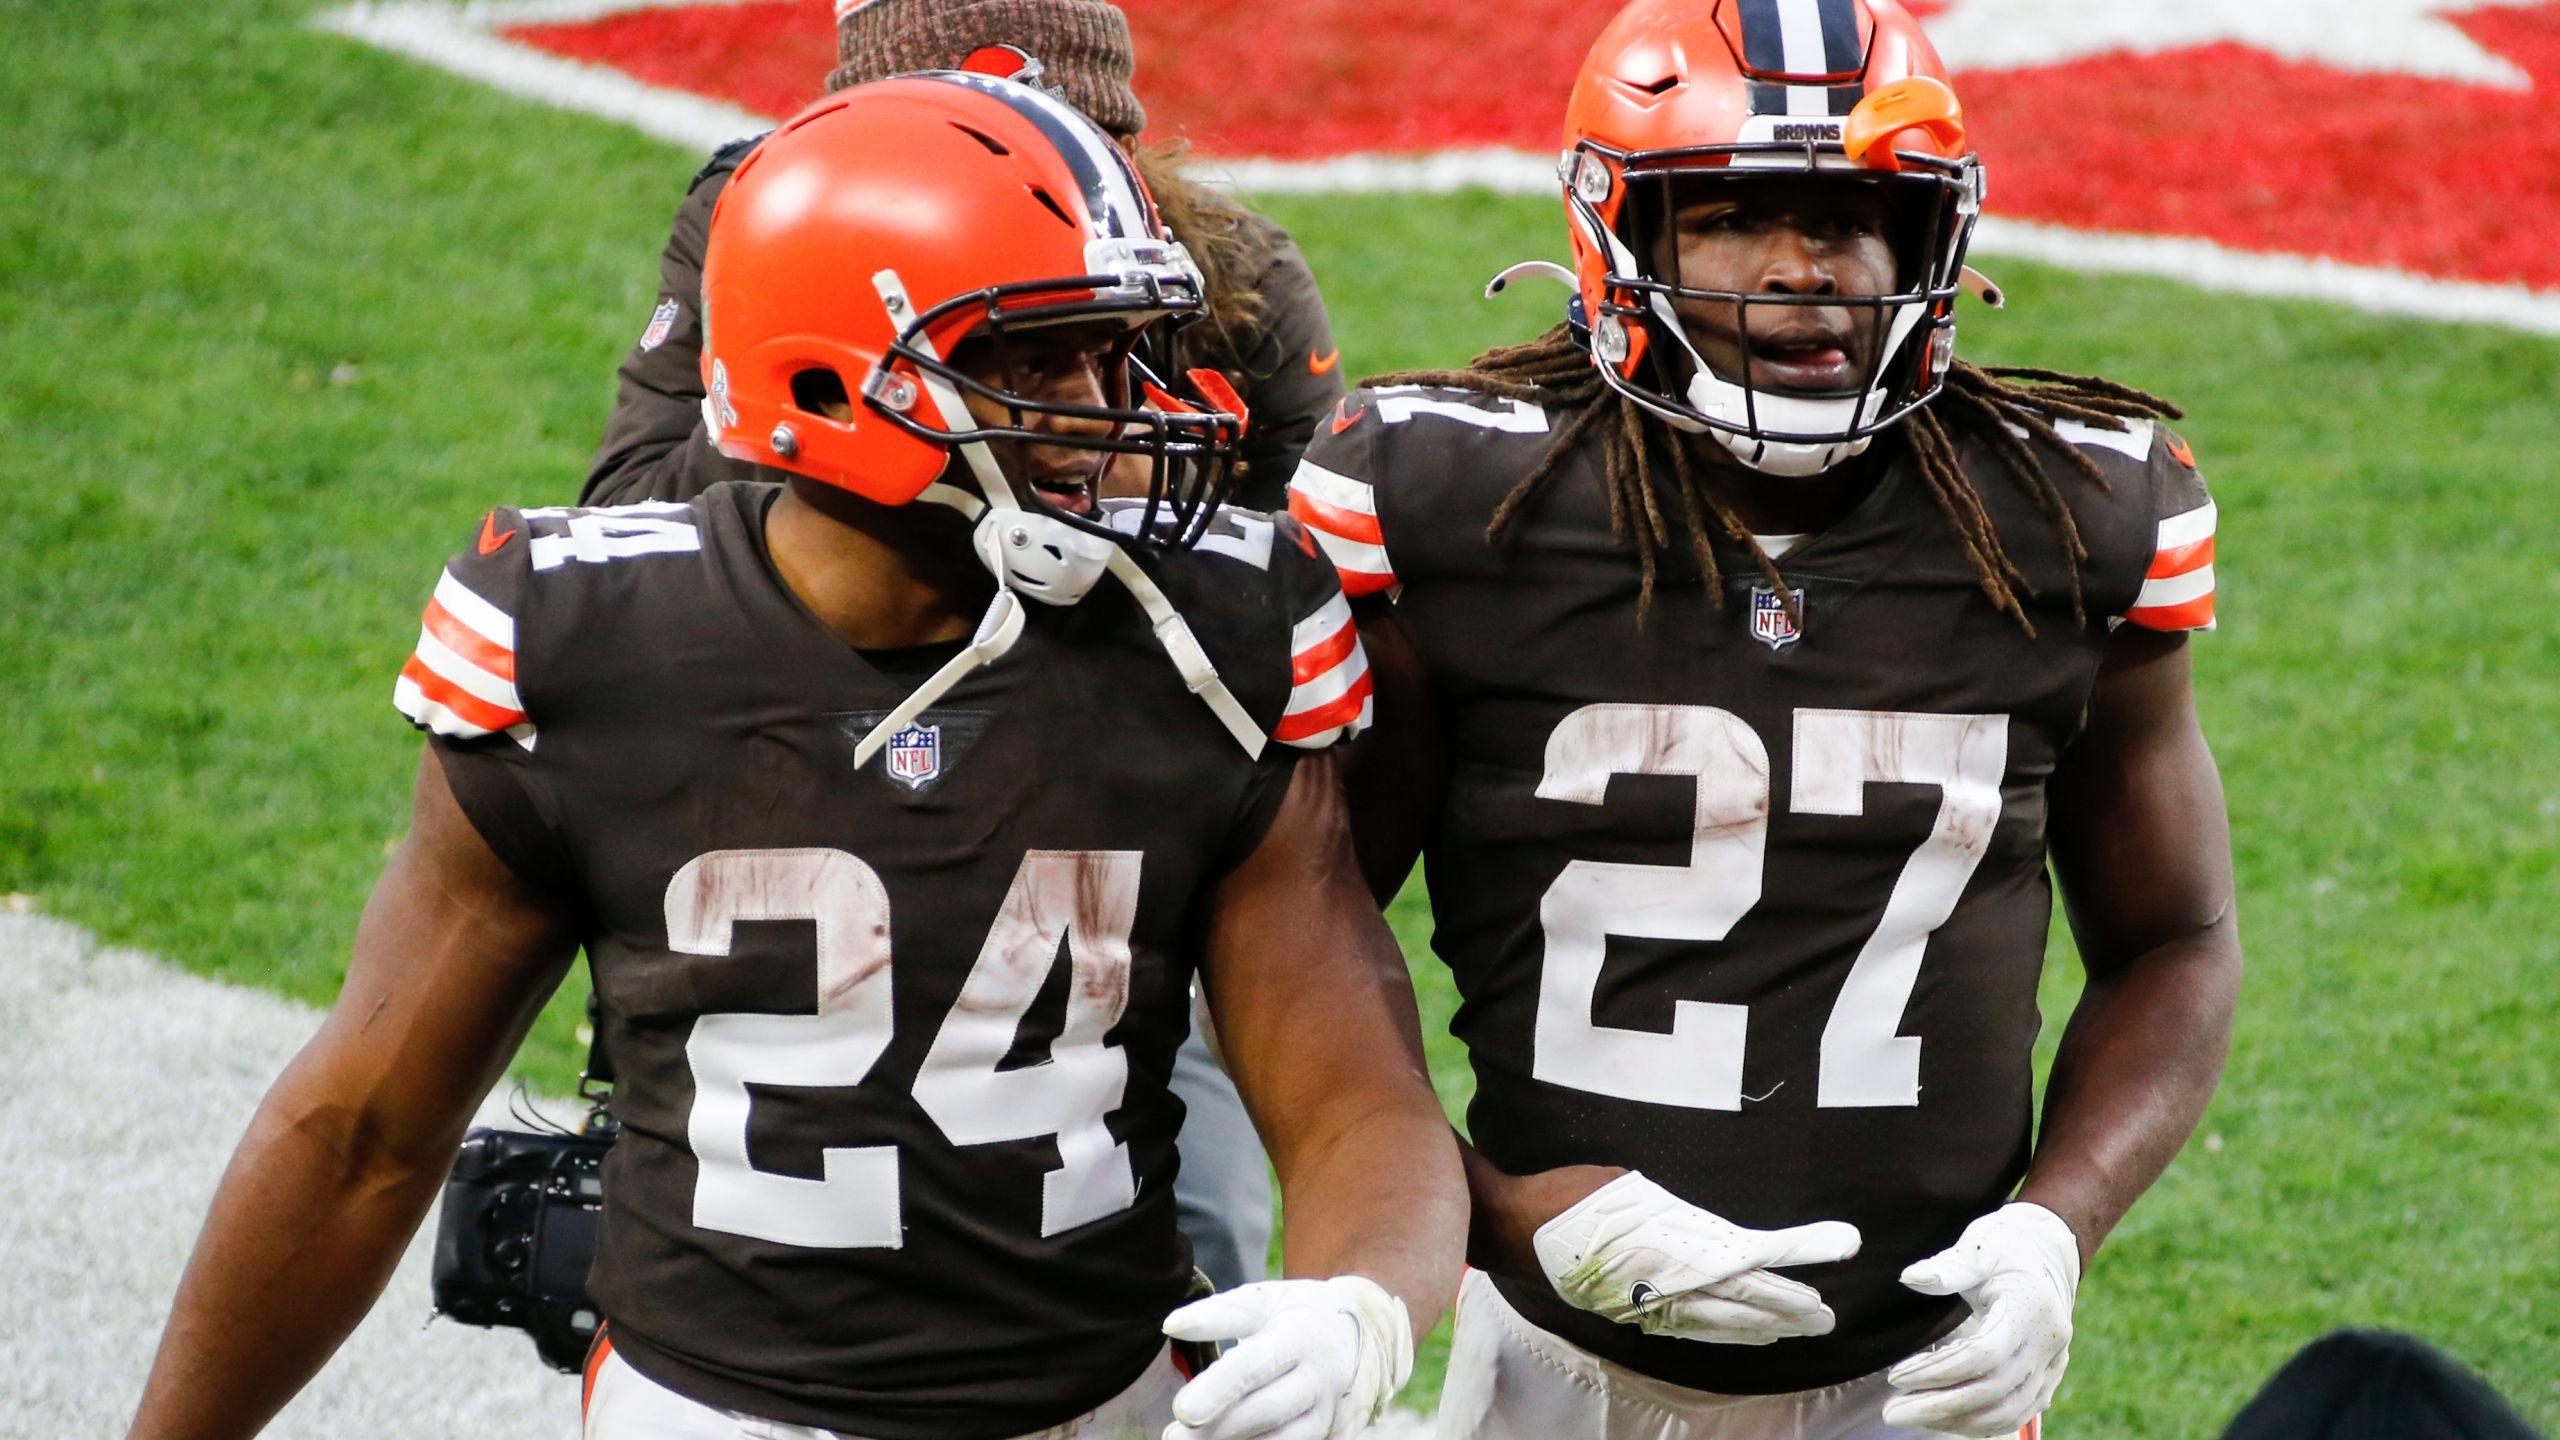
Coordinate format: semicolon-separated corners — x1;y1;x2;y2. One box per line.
574;0;1343;1304
584;0;1344;515
830;0;1148;140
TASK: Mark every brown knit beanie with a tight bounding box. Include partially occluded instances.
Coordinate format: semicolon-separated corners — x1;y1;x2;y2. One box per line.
829;0;1147;141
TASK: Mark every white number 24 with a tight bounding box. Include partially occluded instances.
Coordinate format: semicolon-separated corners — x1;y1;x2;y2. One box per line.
1534;705;2008;1111
666;848;1141;1250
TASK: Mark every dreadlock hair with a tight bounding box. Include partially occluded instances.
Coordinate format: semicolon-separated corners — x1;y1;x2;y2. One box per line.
1369;325;2183;633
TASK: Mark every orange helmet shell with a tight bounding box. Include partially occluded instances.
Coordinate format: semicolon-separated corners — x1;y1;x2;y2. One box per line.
701;74;1194;506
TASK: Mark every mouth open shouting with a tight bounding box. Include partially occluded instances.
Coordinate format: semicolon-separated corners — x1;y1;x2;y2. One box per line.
1022;455;1106;518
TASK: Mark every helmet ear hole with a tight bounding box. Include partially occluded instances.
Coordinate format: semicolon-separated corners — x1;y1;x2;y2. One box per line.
790;368;852;421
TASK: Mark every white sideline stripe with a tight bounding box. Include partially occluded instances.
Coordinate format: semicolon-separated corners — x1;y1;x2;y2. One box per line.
2157;501;2219;553
0;912;577;1437
312;7;2560;336
1970;218;2560;337
1205;155;2560;337
314;3;772;155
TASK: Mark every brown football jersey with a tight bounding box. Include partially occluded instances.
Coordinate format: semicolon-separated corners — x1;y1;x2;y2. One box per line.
1289;384;2217;1395
394;484;1367;1438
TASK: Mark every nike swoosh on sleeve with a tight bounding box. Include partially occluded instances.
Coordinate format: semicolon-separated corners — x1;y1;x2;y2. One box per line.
1308;348;1342;376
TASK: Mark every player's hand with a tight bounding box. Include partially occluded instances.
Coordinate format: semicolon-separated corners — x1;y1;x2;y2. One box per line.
1530;1171;1861;1345
1882;1202;2080;1438
1161;1276;1413;1440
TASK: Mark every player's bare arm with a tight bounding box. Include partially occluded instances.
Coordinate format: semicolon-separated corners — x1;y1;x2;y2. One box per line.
126;754;579;1440
2028;625;2243;1257
1165;750;1464;1440
1202;749;1464;1324
1877;627;2240;1437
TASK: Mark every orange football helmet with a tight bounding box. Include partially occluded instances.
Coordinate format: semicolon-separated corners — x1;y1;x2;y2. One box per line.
1561;0;1984;476
699;71;1245;548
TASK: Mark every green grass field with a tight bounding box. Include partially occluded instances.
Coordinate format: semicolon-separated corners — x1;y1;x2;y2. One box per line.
5;0;2557;1432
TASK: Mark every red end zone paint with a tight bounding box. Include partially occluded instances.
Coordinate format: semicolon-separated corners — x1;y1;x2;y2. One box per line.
504;0;2560;292
505;1;834;119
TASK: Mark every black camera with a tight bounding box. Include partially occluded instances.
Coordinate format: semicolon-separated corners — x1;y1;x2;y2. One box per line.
430;1121;614;1373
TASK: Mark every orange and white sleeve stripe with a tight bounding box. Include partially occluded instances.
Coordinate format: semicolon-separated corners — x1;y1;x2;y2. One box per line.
1286;460;1396;598
394;569;536;749
2125;501;2217;633
1274;592;1373;750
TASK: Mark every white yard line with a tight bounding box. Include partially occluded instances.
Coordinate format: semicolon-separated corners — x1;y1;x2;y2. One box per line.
316;2;772;154
0;912;574;1437
311;1;2560;339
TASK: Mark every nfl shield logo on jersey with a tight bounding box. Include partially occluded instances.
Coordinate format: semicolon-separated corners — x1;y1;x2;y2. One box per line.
1751;587;1805;650
886;724;941;790
638;297;679;352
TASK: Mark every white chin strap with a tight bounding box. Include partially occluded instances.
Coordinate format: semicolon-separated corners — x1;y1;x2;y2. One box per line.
1687;370;1877;478
848;585;1026;771
846;272;1268;772
1663;299;1929;480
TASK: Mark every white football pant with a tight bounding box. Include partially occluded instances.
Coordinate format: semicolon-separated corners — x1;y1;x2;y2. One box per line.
583;1336;1185;1440
1436;1269;2043;1440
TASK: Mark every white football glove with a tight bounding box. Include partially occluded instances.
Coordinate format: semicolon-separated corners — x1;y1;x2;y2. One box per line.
1530;1172;1862;1345
1881;1202;2081;1439
1160;1276;1413;1440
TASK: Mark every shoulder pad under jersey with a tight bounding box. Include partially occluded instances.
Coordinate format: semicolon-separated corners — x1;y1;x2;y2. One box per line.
1103;502;1374;753
393;499;708;749
1286;383;1560;597
2024;415;2219;634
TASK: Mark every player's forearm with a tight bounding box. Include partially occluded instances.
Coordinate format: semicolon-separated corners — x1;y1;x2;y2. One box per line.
1458;1139;1624;1280
128;1080;455;1439
2017;917;2240;1265
1271;1095;1467;1342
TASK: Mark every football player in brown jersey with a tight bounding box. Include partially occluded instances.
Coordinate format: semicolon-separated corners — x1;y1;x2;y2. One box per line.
1287;2;2240;1438
126;76;1461;1440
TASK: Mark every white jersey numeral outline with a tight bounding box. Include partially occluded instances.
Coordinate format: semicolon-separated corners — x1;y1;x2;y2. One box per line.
527;511;703;572
1371;387;1552;433
1532;704;2009;1111
668;847;1143;1250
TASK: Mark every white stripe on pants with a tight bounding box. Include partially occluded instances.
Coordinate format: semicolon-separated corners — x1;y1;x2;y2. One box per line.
584;1342;1186;1440
1435;1270;2033;1440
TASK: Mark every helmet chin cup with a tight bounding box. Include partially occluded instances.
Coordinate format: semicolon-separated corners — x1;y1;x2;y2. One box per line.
1683;366;1877;478
1715;427;1871;478
972;507;1114;606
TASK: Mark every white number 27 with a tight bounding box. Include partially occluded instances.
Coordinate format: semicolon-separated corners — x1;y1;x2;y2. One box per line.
1534;705;2008;1111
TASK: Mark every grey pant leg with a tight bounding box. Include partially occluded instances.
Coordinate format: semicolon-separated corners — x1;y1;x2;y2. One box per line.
1168;992;1273;1292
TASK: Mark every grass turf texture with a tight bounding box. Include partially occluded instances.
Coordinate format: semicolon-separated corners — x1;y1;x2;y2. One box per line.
3;0;2555;1430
